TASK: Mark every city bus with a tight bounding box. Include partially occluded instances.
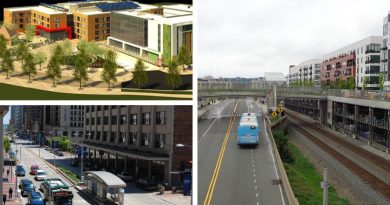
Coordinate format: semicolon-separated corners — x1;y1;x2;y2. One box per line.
237;113;260;146
40;178;73;205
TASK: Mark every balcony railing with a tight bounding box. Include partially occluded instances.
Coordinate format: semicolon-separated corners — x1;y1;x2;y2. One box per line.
365;59;380;64
365;50;380;54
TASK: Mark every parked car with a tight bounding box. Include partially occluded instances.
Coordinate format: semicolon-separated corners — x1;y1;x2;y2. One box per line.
15;165;26;176
118;172;133;182
27;191;44;205
34;170;47;181
30;165;39;175
8;151;16;158
19;179;36;197
55;150;64;156
135;178;158;191
4;159;16;166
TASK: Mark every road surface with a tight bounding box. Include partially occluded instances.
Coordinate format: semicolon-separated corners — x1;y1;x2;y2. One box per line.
198;99;286;205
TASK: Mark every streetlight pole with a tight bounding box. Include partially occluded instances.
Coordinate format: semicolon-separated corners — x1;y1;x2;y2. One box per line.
80;133;90;182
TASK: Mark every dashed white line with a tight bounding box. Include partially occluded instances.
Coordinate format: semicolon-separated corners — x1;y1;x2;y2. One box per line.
198;118;217;142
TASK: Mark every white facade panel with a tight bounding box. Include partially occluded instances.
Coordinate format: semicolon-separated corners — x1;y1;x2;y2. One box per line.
147;20;159;52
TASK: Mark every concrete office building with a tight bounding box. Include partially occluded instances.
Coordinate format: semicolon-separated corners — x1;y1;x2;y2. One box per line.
321;36;382;89
107;4;192;65
382;11;390;91
287;59;322;87
81;105;192;186
10;106;23;130
22;106;44;132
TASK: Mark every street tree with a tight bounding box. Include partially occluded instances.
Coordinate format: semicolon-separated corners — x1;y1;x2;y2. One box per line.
74;48;89;89
177;45;191;69
16;41;29;66
52;43;65;65
165;59;182;91
62;39;73;57
363;76;369;91
132;59;148;89
25;24;36;42
1;49;14;79
0;34;6;57
3;137;10;153
34;51;46;70
46;56;62;87
346;77;355;89
101;49;118;90
22;52;37;83
379;72;385;91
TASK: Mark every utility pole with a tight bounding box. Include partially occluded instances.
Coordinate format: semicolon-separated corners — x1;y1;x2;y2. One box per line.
321;168;329;205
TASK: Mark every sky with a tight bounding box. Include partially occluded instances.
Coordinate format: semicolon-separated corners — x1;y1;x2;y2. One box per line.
3;107;10;125
198;0;390;78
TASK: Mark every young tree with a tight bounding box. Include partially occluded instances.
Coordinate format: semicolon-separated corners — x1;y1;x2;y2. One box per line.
62;39;73;57
1;49;14;79
25;24;36;42
177;45;191;69
101;49;118;90
363;76;369;91
22;52;37;83
346;77;355;89
0;34;6;57
16;41;28;66
379;72;385;91
132;59;148;88
46;56;62;87
52;43;65;65
74;48;89;89
3;137;11;153
165;59;182;91
34;51;46;70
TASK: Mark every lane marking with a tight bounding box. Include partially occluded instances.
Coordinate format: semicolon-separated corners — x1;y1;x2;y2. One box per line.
199;118;218;142
263;118;286;205
203;102;238;205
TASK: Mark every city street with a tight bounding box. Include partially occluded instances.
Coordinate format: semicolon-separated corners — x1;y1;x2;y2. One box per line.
198;99;286;205
10;140;90;205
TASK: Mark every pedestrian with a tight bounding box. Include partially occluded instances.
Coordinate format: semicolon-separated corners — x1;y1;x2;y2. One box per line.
6;169;9;177
2;194;6;205
8;187;12;199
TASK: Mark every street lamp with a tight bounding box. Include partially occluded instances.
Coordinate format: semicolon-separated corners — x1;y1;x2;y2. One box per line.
75;132;90;182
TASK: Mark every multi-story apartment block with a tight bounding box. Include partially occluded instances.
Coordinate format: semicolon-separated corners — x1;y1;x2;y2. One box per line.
3;7;33;32
382;11;390;91
287;59;322;87
73;9;110;42
82;105;192;186
320;36;382;90
107;4;192;65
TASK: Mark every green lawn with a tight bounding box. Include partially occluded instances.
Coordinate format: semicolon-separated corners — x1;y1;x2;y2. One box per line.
285;142;350;205
0;83;190;100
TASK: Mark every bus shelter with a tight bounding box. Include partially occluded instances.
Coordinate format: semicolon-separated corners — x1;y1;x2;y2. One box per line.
84;171;126;203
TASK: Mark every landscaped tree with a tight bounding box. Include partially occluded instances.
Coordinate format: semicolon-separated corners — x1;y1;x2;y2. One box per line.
77;39;103;66
3;137;11;153
0;34;7;57
25;24;36;42
379;72;385;91
346;77;355;89
1;49;14;79
334;77;344;89
165;59;182;91
132;59;148;88
22;52;37;83
363;76;369;90
74;48;89;89
34;51;46;70
46;56;62;87
62;39;73;56
16;41;29;66
177;45;191;69
52;43;65;65
101;49;118;90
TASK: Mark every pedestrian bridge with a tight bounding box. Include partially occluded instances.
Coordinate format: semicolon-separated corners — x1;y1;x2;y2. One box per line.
198;90;266;99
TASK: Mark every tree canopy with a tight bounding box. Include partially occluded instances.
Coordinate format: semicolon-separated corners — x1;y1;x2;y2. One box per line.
132;59;148;88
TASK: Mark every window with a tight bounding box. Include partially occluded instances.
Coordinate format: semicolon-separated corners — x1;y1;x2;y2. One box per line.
119;132;126;143
104;106;109;110
120;115;127;125
128;132;137;145
156;111;165;124
104;116;109;125
96;132;101;141
141;133;150;146
97;106;102;111
110;132;116;142
95;24;99;29
103;132;108;141
106;17;110;21
111;116;117;124
142;112;150;125
91;118;95;125
95;18;99;22
97;117;101;125
155;134;165;148
95;30;99;35
19;24;23;29
131;114;137;125
86;118;89;125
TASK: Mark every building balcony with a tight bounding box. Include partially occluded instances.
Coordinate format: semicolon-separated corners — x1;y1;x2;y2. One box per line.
365;50;380;54
380;46;387;50
381;58;388;62
365;59;380;64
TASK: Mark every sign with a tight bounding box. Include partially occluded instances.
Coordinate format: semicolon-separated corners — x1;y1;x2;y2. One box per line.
277;107;284;113
272;111;278;118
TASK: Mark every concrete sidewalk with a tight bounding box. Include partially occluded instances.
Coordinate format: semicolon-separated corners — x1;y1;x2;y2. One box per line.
2;153;23;205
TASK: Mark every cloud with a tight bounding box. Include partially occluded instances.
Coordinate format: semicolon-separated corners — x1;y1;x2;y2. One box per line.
198;0;390;78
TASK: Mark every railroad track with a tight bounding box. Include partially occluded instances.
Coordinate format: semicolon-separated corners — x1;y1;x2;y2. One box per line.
288;119;390;200
287;113;390;173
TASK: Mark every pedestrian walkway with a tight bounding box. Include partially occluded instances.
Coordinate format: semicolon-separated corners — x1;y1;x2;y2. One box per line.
2;152;23;205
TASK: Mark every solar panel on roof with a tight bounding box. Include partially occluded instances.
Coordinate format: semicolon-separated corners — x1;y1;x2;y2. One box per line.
96;2;141;12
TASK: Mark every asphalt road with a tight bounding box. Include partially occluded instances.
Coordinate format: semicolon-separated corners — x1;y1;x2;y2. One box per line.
10;140;90;205
198;99;286;205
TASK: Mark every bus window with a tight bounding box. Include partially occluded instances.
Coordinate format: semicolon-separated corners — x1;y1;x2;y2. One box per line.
250;126;256;129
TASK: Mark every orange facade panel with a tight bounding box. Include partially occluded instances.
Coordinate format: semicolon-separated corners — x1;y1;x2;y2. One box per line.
3;8;31;33
73;12;111;42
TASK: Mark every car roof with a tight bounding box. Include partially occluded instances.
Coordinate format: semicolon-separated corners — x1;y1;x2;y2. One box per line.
31;192;42;197
21;179;33;184
31;165;39;168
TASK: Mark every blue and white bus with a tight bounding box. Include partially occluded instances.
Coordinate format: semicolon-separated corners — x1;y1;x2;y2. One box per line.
237;113;259;146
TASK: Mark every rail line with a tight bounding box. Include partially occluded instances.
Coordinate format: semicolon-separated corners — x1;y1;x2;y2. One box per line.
288;119;390;200
287;113;390;173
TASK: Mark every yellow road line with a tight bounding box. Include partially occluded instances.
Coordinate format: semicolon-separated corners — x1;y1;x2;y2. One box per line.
203;102;238;205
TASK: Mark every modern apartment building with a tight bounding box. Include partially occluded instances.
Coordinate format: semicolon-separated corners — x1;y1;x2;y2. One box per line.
320;36;382;89
382;11;390;91
287;59;322;87
3;7;33;32
107;4;192;65
81;105;192;186
73;8;110;42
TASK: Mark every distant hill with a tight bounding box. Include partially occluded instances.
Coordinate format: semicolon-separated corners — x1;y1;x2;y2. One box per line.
0;0;192;21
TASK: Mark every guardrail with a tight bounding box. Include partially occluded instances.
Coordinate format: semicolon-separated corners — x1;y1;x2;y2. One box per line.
266;116;299;205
